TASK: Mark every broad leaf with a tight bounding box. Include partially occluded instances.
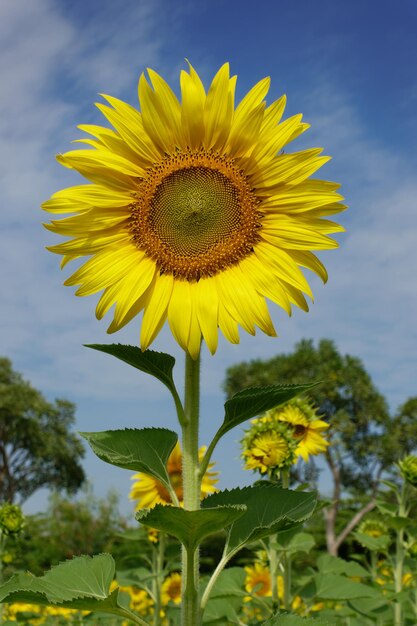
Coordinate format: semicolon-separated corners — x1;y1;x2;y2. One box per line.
202;595;241;623
85;344;176;392
218;383;318;439
80;428;178;489
136;504;246;552
263;615;332;625
207;567;247;598
202;483;316;555
348;596;393;618
316;554;369;578
354;531;391;552
0;554;139;622
314;573;380;599
274;531;316;555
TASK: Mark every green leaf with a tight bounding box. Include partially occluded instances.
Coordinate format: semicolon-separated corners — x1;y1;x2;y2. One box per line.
262;615;332;625
375;499;398;516
314;573;380;600
316;554;370;577
354;531;391;552
202;483;316;555
218;383;318;439
136;504;246;552
380;479;399;491
0;554;140;622
386;515;410;530
202;596;241;624
208;567;247;598
85;344;176;392
275;531;316;555
80;428;178;489
348;596;393;618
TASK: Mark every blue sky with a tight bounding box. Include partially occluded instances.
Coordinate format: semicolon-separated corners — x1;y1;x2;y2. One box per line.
1;0;416;516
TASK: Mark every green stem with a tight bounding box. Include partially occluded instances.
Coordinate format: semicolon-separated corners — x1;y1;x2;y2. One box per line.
152;532;165;626
269;534;279;614
281;470;291;612
181;351;201;626
198;430;221;483
394;482;407;626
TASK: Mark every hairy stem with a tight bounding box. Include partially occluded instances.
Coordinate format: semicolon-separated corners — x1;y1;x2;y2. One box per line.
181;352;201;626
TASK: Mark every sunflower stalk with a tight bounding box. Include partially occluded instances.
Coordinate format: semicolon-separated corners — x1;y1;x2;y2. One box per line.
151;532;165;626
181;351;201;626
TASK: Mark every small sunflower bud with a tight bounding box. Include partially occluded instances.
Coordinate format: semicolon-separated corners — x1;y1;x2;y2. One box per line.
398;455;417;487
0;503;25;535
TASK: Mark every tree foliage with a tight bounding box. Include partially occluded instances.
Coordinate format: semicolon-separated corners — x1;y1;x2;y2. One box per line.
225;338;417;490
11;489;128;575
0;357;85;503
224;338;417;554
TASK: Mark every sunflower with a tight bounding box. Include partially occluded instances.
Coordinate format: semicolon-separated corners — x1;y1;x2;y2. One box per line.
130;441;218;509
43;62;345;358
244;562;272;597
242;430;292;474
276;401;329;462
161;572;182;605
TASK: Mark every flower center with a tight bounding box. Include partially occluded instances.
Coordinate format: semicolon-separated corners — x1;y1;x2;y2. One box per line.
293;424;307;438
129;150;261;280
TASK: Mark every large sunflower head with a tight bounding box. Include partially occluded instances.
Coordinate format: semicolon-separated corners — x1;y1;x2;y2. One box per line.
130;441;218;509
43;62;345;358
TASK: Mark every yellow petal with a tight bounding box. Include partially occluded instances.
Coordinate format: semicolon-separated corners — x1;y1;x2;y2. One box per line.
140;274;174;350
168;280;193;352
204;63;233;151
196;278;219;355
180;68;205;148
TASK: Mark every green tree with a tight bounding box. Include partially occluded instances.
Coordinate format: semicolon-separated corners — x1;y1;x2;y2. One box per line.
13;488;128;575
224;338;417;555
0;357;85;503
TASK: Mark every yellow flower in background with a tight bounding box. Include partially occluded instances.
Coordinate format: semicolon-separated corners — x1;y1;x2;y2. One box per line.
357;518;388;539
244;562;273;597
43;62;345;358
110;581;154;616
161;572;182;605
130;441;218;509
243;430;292;473
277;401;329;461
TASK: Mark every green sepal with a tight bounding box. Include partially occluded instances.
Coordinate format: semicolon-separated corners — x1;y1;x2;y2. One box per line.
136;504;246;553
202;483;316;555
80;428;178;490
262;615;332;625
85;344;176;392
218;382;318;439
0;554;139;622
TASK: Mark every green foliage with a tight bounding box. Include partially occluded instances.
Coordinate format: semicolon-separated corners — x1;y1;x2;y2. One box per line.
85;344;177;394
263;616;332;626
0;554;140;622
0;357;85;503
136;505;246;553
218;382;318;440
223;338;417;492
202;483;316;556
12;489;127;575
81;428;178;489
